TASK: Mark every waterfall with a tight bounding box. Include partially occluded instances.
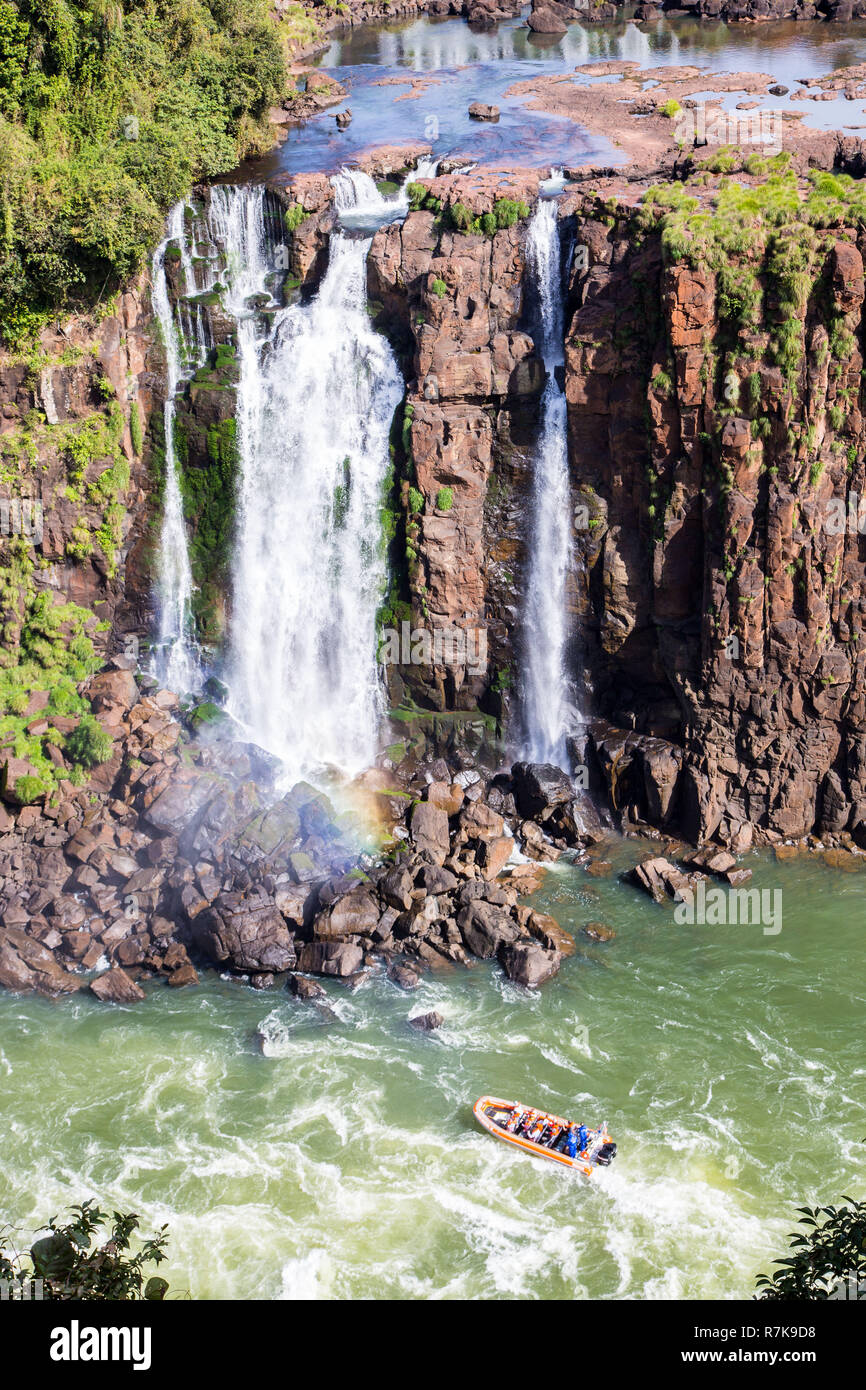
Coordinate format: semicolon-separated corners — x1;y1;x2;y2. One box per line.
220;180;404;779
151;202;200;693
522;197;573;766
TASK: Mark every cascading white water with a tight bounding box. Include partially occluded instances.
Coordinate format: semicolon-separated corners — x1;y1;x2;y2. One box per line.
522;197;573;766
221;178;404;779
151;202;200;693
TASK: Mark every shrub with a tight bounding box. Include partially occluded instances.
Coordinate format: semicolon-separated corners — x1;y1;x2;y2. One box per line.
64;714;113;768
436;487;453;511
0;1200;170;1301
659;99;681;119
408;486;424;514
285;202;307;232
431;278;447;298
756;1191;866;1301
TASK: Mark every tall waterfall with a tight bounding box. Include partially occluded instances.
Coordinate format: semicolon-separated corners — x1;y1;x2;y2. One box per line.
151;202;200;693
522;198;573;766
220;179;404;778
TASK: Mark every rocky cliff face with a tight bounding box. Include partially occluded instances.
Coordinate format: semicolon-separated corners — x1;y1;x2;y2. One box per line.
9;158;866;850
560;172;866;848
0;288;154;654
272;162;866;847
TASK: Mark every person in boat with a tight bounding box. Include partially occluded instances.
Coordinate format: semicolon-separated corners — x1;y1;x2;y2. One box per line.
506;1108;524;1133
516;1110;536;1137
577;1124;589;1154
565;1124;579;1159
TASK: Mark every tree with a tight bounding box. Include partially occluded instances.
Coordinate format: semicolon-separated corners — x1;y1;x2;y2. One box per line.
0;1201;170;1300
755;1194;866;1300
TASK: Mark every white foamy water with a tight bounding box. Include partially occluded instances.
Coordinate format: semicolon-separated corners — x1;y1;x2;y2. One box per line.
214;180;403;779
522;198;573;764
150;202;200;693
3;849;865;1300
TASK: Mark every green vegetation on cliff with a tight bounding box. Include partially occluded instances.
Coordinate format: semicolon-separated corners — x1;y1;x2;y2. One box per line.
0;0;285;341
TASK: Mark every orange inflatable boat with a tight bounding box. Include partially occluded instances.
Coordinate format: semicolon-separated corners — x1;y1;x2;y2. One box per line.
473;1096;617;1176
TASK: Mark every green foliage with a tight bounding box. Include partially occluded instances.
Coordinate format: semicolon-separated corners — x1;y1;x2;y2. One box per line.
179;415;238;640
436;486;453;511
445;197;530;237
406;181;432;211
0;1200;170;1301
284;201;307;233
658;98;680;119
641;168;866;395
650;367;673;396
408;485;424;514
755;1193;866;1301
130;398;143;456
431;277;447;298
0;0;286;330
64;712;113;767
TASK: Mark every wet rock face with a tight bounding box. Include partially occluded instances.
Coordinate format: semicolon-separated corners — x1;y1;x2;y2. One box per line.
367;173;542;707
0;283;154;643
562;188;866;847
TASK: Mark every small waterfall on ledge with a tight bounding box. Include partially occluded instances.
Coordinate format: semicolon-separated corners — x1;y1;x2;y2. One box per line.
151;202;200;694
522;197;573;766
221;177;404;779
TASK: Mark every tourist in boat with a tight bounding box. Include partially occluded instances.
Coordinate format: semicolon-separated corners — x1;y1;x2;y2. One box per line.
577;1124;589;1154
565;1124;579;1158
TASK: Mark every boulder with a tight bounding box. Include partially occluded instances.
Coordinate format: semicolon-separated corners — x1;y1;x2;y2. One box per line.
527;7;567;33
582;921;616;942
0;927;83;996
273;882;314;929
468;102;500;121
478;834;515;879
584;860;613;877
498;941;561;987
511;762;574;819
457;901;520;958
525;910;576;955
426;781;464;817
629;857;689;904
409;1010;444;1031
90;967;146;1004
289;974;327;1001
415;862;459;895
193;892;297;973
387;960;422;990
506;863;547;895
380;862;416;910
457;799;506;845
314;885;380;938
167;963;199;988
295;940;364;977
410;801;450;865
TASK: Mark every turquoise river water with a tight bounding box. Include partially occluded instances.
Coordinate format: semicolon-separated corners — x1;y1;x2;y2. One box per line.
3;841;863;1299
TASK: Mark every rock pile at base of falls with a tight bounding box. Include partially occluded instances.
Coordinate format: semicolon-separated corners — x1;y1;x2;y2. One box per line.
0;670;612;1002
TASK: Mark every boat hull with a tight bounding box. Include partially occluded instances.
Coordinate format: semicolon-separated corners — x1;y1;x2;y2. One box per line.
473;1096;613;1176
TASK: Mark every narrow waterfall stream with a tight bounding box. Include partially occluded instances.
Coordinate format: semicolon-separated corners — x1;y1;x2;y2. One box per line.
150;203;200;693
522;197;573;765
220;178;404;778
